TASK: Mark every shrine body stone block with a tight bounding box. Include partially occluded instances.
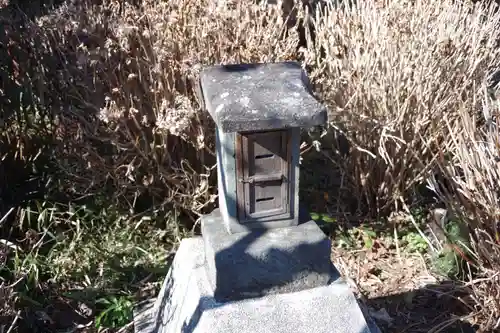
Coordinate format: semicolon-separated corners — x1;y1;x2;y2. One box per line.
203;62;327;234
133;61;380;333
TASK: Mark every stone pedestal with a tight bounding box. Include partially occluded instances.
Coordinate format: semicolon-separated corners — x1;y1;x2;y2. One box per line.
134;236;379;333
202;209;338;302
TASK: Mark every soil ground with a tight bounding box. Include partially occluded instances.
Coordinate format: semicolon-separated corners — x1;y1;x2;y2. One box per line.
331;239;478;333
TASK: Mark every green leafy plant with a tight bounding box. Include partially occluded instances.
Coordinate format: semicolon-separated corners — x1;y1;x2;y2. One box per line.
431;248;462;279
360;227;377;249
431;218;472;279
332;226;377;250
95;295;133;329
402;232;429;254
310;212;336;224
335;231;356;249
411;207;427;225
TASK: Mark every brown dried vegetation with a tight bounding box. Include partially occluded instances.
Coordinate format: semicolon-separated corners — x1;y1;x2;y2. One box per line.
1;0;500;331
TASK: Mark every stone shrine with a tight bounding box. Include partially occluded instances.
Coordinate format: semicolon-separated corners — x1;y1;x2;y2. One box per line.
133;61;379;333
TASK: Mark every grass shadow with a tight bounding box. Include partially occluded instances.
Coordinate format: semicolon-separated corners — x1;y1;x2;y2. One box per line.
366;281;478;333
0;0;66;22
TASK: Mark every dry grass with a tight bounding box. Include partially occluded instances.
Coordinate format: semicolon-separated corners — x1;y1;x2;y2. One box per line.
429;88;500;331
302;0;500;330
304;0;500;215
1;0;500;331
2;0;302;221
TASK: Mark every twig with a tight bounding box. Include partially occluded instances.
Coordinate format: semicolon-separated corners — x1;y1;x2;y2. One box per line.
6;276;25;288
394;226;402;265
417;252;432;278
494;316;500;330
6;310;21;333
428;314;476;333
116;320;134;333
463;272;500;287
420;286;475;312
0;207;14;227
400;197;437;253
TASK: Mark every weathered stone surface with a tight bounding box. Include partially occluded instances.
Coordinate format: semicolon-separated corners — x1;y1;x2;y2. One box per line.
199;61;327;133
134;237;379;333
201;209;339;302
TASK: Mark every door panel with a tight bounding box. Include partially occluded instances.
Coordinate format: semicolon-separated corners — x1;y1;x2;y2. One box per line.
236;130;290;222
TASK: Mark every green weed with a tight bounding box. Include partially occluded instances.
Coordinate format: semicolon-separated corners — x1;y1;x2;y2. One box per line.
95;295;134;329
431;218;472;279
2;199;179;330
402;232;429;254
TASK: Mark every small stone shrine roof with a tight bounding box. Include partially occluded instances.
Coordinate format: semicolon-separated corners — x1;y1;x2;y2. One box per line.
199;61;327;133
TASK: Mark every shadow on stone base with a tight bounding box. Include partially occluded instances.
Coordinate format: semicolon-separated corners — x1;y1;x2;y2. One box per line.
133;237;380;333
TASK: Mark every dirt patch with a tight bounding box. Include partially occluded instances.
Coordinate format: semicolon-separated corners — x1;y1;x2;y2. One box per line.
332;244;478;332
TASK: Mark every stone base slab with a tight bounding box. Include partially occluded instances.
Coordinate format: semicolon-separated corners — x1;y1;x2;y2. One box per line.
134;237;380;333
201;209;339;302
